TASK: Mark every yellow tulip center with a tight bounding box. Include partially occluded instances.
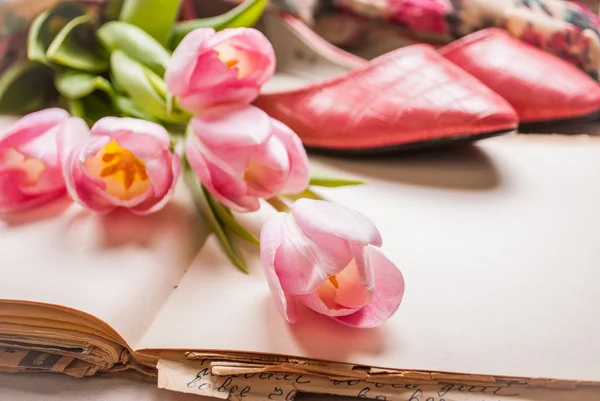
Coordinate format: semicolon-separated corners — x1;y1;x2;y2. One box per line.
84;140;150;201
328;275;339;289
224;58;239;69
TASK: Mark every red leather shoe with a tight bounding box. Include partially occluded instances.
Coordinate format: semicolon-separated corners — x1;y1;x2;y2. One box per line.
255;14;518;154
439;28;600;125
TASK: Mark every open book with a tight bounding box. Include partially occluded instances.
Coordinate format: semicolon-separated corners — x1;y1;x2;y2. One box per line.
2;112;600;398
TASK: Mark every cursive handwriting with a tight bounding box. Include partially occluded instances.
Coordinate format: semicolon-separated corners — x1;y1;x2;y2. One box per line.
437;384;519;397
409;389;444;401
186;367;216;388
331;379;362;386
186;370;251;397
226;371;311;384
268;386;297;400
216;376;252;398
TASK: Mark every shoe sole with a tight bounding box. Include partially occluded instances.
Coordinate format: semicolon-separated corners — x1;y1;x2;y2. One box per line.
304;129;515;156
519;110;600;132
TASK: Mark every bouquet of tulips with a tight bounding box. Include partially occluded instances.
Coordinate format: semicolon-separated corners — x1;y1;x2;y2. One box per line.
0;0;405;328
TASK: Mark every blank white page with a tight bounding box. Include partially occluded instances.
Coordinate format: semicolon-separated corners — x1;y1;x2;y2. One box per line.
138;134;600;382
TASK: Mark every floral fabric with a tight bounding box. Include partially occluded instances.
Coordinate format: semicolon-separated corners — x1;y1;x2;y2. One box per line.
274;0;600;81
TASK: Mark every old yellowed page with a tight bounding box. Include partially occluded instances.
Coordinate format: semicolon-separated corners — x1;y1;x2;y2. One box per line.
157;354;600;401
139;134;600;382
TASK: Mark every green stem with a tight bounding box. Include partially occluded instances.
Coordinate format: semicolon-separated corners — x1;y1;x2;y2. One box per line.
119;0;182;47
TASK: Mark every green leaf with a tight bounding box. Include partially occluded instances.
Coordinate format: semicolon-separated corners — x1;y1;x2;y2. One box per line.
144;68;168;98
110;50;188;124
115;95;160;122
55;70;115;125
46;14;109;73
309;176;365;188
97;21;171;75
183;164;249;273
144;68;188;114
0;61;57;114
119;0;182;47
284;188;325;202
27;3;86;66
68;91;115;126
55;70;114;100
110;50;160;112
169;0;268;49
204;190;260;246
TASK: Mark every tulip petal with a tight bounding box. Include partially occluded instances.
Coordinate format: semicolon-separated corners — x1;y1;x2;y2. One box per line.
268;285;299;324
143;154;174;198
190;104;272;149
64;148;114;213
333;257;373;309
296;293;361;317
165;27;216;96
58;120;114;213
166;27;275;111
179;83;260;112
16;125;61;167
270;119;309;195
206;28;275;85
350;242;375;292
334;246;405;328
57;117;91;166
90;175;154;209
292;199;383;247
273;213;327;295
18;167;65;196
260;212;299;323
0;109;68;213
245;136;289;198
91;117;171;148
131;154;180;215
185;134;259;212
188;52;238;91
288;199;373;276
296;256;372;317
0;108;69;151
0;168;64;214
211;146;251;175
186;134;247;199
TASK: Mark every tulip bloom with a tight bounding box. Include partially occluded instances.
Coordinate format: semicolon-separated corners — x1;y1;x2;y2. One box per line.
185;104;309;212
59;117;180;215
165;27;275;112
260;199;405;328
0;108;69;214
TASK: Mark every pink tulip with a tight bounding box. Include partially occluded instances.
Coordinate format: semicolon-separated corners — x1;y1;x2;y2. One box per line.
59;117;180;215
0;108;69;214
260;199;405;328
185;104;309;212
165;27;275;112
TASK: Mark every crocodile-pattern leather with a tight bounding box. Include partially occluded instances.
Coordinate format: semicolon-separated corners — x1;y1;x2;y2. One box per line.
440;28;600;123
255;45;518;151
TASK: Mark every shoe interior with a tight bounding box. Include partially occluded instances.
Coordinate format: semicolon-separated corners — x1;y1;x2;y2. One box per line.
260;12;437;92
258;13;360;93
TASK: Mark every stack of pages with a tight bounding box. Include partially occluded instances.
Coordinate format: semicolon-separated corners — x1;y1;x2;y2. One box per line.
1;111;599;399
